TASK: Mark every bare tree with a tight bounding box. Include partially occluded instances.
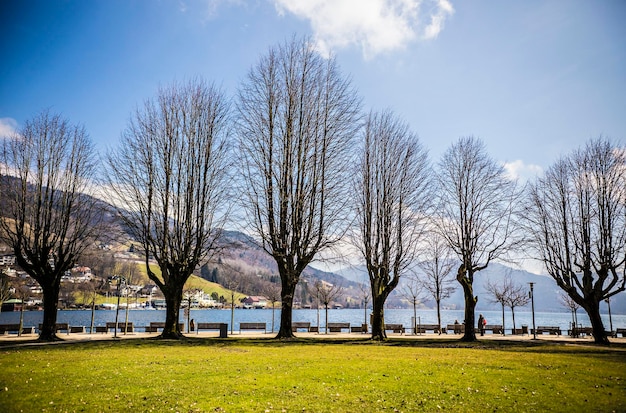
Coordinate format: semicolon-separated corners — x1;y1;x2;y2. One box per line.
263;282;281;333
558;291;580;333
398;274;427;334
505;281;530;333
314;280;344;334
418;232;456;332
435;137;522;342
236;38;361;338
485;276;511;334
358;282;370;327
0;110;100;341
106;79;230;339
485;275;529;334
525;137;626;344
354;110;431;340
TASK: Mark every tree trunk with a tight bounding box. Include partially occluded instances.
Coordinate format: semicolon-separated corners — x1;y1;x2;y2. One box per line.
370;293;388;341
276;278;297;339
501;303;505;335
460;279;477;342
584;300;609;345
39;281;61;342
436;298;442;335
161;286;184;339
511;307;516;332
324;304;329;334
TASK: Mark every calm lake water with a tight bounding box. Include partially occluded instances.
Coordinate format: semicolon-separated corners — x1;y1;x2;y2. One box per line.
1;308;624;334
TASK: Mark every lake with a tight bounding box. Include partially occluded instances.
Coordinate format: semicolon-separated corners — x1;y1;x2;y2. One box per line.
1;307;624;334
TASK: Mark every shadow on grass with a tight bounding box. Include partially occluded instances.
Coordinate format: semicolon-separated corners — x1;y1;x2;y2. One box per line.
1;335;625;356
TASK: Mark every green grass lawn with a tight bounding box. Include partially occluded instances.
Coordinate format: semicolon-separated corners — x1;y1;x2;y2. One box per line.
0;338;624;412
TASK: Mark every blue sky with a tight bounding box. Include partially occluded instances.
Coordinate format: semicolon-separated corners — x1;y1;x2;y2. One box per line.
1;0;625;181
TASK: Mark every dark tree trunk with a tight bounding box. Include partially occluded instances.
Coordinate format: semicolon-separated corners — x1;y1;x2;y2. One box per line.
584;300;609;345
161;284;184;339
370;292;388;341
459;277;477;342
436;298;442;335
39;281;61;342
276;277;297;339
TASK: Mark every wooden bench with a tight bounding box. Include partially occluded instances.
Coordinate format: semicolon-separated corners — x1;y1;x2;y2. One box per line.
69;326;85;333
484;324;503;334
239;322;266;333
351;324;367;333
415;324;442;334
568;326;593;337
384;324;405;334
94;326;108;333
446;324;464;334
533;326;561;335
327;322;351;333
0;324;35;335
105;322;134;333
39;323;70;335
614;328;626;338
513;326;529;335
291;322;312;332
145;322;184;332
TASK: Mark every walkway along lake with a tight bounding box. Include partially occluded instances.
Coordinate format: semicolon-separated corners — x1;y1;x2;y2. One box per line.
1;308;624;334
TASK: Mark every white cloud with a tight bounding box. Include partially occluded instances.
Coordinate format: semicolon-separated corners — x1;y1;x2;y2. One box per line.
274;0;454;58
503;160;544;182
0;117;18;139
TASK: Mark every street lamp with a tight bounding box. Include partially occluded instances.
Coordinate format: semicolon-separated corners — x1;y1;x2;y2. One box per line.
529;282;536;340
605;297;613;334
112;275;126;339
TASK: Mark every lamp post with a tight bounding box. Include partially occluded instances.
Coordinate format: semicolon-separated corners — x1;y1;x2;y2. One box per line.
113;275;125;339
529;282;536;340
606;297;613;334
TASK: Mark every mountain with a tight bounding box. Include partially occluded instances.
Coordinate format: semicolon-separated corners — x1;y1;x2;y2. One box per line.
336;262;626;314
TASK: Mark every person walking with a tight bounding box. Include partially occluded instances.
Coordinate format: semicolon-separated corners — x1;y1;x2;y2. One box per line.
478;314;485;336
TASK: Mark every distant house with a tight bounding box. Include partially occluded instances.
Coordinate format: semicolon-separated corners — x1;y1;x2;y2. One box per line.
242;296;268;309
0;255;16;267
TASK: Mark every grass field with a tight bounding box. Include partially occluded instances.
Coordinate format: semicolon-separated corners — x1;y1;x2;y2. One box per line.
0;337;624;412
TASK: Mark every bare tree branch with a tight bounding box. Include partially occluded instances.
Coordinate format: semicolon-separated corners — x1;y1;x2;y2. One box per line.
105;79;231;339
352;110;431;340
525;137;626;344
434;136;523;342
236;37;361;338
0;110;101;341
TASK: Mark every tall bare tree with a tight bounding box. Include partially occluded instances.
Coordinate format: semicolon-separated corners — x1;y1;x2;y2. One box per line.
435;136;522;342
525;137;626;344
398;274;427;335
236;38;361;338
314;280;344;334
485;275;529;334
354;110;431;340
0;110;100;341
106;79;230;339
418;232;456;332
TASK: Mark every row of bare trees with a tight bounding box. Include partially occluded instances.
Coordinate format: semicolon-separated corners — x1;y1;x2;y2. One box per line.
1;37;624;343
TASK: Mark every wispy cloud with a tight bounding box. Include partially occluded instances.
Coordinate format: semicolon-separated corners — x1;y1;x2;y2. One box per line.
274;0;454;58
0;117;18;138
503;160;543;182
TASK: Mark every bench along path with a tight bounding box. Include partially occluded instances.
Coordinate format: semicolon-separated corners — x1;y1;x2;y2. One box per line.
415;324;443;334
484;325;503;334
0;324;35;335
239;322;267;333
384;324;405;334
533;326;562;335
446;324;465;334
326;322;351;333
291;322;312;332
